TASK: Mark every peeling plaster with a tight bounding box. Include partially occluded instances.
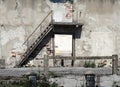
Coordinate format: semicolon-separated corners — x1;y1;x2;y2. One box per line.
1;27;25;45
0;0;120;67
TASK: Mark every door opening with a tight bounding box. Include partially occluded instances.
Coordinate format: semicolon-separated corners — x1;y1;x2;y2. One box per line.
55;34;72;56
54;34;73;67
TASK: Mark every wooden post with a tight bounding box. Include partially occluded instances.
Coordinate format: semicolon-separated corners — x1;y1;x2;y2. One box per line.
72;33;75;67
51;10;53;23
44;55;49;77
96;75;100;87
52;35;55;67
112;55;118;75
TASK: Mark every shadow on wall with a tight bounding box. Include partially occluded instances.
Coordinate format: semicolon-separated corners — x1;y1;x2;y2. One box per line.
75;27;83;39
49;0;73;3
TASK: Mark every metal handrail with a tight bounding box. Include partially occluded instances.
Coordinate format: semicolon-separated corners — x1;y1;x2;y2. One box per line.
23;10;53;46
16;11;53;67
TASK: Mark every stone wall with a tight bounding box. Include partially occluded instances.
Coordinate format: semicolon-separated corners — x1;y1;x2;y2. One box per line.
50;74;120;87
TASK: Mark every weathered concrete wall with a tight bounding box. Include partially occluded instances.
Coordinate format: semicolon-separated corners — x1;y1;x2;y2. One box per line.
0;0;51;67
0;0;120;67
50;75;85;87
49;74;120;87
75;0;120;57
0;67;120;87
100;74;120;87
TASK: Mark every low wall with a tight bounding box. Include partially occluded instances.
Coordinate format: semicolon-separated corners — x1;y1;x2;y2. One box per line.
49;74;120;87
0;67;120;87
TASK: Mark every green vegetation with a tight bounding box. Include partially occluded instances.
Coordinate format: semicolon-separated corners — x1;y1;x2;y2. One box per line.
0;80;58;87
0;79;58;87
0;72;59;87
83;61;96;68
97;62;106;67
38;80;58;87
0;81;29;87
48;71;58;78
112;81;116;87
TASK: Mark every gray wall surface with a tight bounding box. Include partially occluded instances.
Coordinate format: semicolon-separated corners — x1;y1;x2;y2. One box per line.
0;0;120;67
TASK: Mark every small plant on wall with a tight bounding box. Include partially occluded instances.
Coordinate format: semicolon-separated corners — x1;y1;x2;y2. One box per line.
97;60;107;68
48;71;58;78
112;81;116;87
83;61;96;68
90;62;96;68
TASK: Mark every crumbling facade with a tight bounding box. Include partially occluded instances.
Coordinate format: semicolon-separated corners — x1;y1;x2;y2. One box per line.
0;0;120;67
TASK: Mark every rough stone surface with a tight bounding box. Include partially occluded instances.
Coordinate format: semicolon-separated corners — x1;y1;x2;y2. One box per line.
0;67;113;76
0;67;120;87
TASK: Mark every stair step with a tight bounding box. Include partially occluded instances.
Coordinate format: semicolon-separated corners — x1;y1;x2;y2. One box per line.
36;39;40;42
44;29;47;33
18;23;53;67
41;33;44;36
30;45;33;48
33;41;37;45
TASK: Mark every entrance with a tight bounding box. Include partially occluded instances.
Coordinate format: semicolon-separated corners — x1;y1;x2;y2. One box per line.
55;34;72;56
54;34;73;67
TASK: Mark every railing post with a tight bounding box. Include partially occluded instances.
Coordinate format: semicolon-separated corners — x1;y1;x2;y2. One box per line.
39;25;41;34
51;10;53;23
72;34;75;67
27;39;29;48
96;75;100;87
44;55;49;77
112;55;118;74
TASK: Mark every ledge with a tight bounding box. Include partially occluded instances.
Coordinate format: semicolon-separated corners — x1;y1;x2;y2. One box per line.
0;67;113;77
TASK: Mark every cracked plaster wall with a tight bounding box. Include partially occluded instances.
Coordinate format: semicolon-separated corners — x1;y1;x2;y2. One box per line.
0;0;120;67
75;0;120;57
0;0;51;67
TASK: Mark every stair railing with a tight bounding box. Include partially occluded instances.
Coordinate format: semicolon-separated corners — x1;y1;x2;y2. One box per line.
16;11;53;67
23;11;53;50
